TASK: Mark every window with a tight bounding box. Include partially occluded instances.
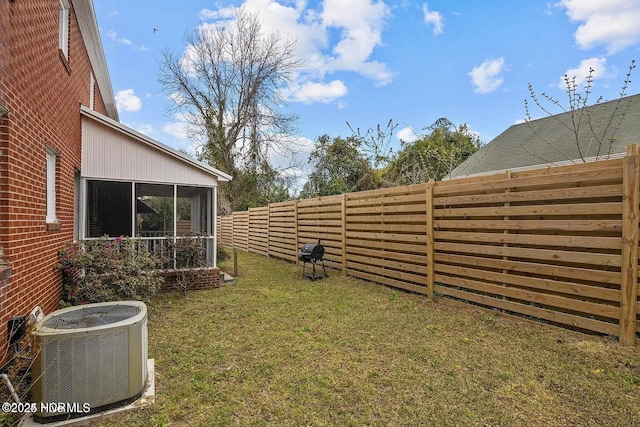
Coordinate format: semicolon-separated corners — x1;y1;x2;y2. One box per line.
46;147;58;224
58;0;70;59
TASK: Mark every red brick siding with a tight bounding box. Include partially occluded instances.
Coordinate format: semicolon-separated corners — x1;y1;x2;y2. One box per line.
0;0;109;365
161;268;222;293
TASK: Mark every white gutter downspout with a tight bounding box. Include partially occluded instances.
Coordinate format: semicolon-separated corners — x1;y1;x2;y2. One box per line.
213;186;217;268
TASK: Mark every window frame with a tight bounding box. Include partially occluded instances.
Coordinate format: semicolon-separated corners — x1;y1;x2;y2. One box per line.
46;147;59;224
89;72;95;110
58;0;70;59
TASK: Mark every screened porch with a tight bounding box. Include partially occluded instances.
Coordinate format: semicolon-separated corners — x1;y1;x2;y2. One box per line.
79;106;231;268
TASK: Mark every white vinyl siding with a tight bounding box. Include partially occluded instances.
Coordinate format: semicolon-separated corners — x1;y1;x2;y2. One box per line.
80;110;228;186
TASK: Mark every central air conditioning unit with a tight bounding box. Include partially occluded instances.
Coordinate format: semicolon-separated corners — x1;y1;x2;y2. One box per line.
31;301;148;423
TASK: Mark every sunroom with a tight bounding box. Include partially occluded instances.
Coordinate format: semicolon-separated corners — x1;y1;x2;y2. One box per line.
79;106;231;268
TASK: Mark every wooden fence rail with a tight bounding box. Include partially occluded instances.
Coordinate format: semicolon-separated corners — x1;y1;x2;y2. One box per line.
217;145;640;346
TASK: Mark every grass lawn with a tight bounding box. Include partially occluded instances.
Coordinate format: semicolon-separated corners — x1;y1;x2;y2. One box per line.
98;250;640;427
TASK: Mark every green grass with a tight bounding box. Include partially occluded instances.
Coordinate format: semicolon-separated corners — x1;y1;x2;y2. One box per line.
98;251;640;426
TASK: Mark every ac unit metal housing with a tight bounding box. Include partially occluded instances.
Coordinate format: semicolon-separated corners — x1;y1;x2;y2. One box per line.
31;301;148;422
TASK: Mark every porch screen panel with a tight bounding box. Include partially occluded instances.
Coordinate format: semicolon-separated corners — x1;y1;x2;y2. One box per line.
87;180;132;238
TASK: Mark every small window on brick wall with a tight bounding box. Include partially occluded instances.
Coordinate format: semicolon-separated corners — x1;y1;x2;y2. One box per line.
59;0;70;59
90;73;95;110
46;147;59;224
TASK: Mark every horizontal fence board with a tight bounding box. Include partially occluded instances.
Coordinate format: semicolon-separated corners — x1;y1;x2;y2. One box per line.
434;273;620;319
348;269;428;295
346;253;428;275
434;202;622;217
433;183;623;207
346;246;427;265
347;223;426;233
347;260;426;285
435;252;621;284
435;284;619;336
434;230;621;250
346;183;427;200
346;205;427;215
345;231;427;244
346;193;427;208
347;238;426;254
434;219;622;232
347;213;428;224
435;263;620;302
434;163;623;196
434;241;621;267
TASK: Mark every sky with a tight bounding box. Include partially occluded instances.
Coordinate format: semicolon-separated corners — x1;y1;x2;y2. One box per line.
93;0;640;184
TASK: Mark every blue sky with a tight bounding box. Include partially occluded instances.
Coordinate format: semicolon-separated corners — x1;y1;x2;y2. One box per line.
94;0;640;181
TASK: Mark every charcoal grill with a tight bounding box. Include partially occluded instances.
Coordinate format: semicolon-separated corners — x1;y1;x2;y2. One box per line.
298;239;327;280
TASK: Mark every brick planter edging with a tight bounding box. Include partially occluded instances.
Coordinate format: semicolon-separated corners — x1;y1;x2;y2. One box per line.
160;267;222;293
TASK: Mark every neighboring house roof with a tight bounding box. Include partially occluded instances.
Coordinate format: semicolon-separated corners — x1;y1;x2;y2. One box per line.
81;106;232;184
72;0;118;120
449;93;640;179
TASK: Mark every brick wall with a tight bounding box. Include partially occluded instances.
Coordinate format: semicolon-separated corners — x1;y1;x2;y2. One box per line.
161;268;223;293
0;0;109;365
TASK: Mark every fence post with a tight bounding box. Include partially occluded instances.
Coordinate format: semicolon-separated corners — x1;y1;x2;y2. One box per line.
620;144;639;346
245;211;250;251
342;193;347;276
267;204;271;258
425;180;435;300
231;212;236;249
294;199;299;263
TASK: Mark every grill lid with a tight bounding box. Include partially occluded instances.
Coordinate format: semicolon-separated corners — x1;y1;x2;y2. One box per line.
298;239;325;260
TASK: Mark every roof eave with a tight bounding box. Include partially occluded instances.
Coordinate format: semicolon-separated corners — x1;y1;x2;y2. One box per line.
72;0;119;121
80;105;232;182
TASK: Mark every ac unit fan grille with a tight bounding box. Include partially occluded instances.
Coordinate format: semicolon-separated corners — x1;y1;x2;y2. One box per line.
43;305;142;329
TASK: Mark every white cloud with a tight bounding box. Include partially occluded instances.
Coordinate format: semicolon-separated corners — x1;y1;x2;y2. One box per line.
288;80;348;103
320;0;393;84
422;4;444;35
162;122;189;140
468;58;506;94
197;0;395;92
115;89;142;112
559;57;614;89
397;126;419;143
199;7;236;21
556;0;640;54
107;30;132;46
135;123;154;136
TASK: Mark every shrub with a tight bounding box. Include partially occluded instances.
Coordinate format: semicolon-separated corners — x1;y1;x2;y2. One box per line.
217;244;229;263
162;233;209;270
57;236;163;306
162;233;210;296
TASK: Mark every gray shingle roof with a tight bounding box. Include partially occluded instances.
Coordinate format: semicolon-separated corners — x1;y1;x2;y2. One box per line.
449;93;640;179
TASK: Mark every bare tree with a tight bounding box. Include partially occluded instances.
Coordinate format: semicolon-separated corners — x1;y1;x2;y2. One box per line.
347;119;398;169
158;8;303;213
524;60;636;163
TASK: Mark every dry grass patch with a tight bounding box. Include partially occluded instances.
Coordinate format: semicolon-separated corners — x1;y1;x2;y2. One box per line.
97;251;640;426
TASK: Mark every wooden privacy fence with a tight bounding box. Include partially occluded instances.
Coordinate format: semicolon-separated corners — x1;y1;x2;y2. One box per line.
218;145;640;346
